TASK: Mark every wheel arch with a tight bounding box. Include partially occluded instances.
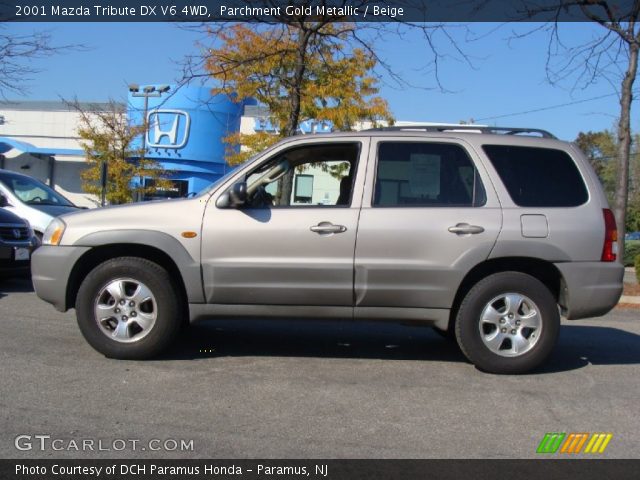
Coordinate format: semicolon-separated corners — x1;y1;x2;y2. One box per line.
65;242;198;314
447;257;564;332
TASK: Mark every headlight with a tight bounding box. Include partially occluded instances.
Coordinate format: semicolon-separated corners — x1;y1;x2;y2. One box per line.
42;218;66;246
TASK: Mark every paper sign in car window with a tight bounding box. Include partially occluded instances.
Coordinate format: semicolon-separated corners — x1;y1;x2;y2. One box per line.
295;175;314;198
409;154;440;197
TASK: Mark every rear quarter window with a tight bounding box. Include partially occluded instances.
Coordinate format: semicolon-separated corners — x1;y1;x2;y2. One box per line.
482;145;588;207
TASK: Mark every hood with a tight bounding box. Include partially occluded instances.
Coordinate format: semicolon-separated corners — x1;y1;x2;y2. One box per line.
61;197;195;218
0;207;27;225
57;197;207;246
29;204;83;218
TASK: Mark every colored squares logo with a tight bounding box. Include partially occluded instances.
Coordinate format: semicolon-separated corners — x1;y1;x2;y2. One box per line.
560;433;589;453
537;433;565;453
584;433;613;454
537;433;613;454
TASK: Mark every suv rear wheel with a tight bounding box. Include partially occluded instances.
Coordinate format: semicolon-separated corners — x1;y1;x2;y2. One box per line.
455;272;560;374
76;257;182;359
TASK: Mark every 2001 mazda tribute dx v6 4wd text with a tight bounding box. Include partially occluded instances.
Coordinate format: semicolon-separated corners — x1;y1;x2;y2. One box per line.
31;125;624;374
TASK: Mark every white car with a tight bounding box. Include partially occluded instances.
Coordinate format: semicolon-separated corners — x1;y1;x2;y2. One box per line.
0;169;82;238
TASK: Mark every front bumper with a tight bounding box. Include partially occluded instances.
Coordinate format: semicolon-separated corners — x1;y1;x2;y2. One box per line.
555;261;624;319
31;245;91;311
0;244;35;274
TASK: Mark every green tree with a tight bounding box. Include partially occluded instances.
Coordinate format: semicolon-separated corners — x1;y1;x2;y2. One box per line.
575;130;618;193
575;129;640;232
69;99;171;205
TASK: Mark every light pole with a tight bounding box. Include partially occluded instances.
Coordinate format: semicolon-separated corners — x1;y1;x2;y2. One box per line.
100;155;107;207
128;84;171;201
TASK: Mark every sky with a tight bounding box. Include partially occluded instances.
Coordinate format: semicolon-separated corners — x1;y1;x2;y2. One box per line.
2;21;637;141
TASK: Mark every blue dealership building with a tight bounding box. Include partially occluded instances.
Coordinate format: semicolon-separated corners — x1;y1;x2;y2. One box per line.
127;85;255;198
0;85;261;206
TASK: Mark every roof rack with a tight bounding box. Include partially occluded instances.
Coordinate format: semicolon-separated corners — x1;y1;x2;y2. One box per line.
365;125;556;139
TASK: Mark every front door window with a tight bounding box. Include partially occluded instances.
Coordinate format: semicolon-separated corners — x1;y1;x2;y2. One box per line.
245;143;360;208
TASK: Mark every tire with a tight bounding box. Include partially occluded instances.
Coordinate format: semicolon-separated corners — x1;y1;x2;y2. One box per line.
455;272;560;374
76;257;182;359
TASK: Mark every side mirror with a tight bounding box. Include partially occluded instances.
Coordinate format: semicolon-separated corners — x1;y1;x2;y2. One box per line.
229;182;247;207
216;182;247;209
0;194;8;208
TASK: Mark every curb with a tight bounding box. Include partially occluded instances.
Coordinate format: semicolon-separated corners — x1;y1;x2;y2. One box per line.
618;295;640;305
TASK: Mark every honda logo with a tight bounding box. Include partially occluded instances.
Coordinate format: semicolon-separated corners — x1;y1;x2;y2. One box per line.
146;110;190;149
12;229;21;239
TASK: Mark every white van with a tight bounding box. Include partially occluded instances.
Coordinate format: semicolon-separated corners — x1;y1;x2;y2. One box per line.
0;169;82;238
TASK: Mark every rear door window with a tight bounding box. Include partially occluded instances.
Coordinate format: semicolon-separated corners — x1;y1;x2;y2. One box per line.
482;145;588;207
373;142;486;207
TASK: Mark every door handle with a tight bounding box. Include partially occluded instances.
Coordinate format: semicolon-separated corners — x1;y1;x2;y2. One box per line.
310;222;347;234
448;223;485;235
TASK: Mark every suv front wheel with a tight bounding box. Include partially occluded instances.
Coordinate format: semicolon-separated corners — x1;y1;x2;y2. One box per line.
455;272;560;374
76;257;182;359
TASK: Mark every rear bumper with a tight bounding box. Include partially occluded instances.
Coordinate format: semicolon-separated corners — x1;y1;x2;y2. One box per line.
31;245;90;311
555;261;624;319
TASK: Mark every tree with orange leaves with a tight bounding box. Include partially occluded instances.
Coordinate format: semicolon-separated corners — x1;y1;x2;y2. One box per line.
204;22;394;166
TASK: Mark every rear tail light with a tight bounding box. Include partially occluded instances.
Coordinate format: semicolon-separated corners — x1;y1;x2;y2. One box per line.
601;208;618;262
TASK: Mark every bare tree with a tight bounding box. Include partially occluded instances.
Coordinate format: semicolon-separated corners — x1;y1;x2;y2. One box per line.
510;0;640;259
179;1;473;115
0;25;80;98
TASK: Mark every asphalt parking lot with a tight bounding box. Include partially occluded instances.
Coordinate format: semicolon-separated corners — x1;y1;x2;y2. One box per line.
1;276;639;459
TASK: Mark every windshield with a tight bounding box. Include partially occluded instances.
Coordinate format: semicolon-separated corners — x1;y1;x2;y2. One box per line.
195;160;252;196
194;140;286;197
0;173;75;207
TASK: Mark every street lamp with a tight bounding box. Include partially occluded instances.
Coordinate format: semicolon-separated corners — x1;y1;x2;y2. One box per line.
128;84;171;201
128;84;171;155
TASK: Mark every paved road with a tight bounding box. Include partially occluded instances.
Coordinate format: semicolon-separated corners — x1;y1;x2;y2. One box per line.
1;277;639;459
